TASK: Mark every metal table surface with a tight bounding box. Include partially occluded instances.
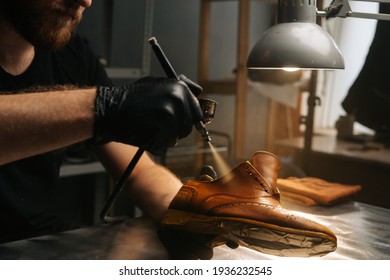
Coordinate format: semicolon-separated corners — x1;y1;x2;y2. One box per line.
0;201;389;260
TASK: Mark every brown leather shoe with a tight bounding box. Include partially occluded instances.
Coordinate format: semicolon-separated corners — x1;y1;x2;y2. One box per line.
162;151;337;257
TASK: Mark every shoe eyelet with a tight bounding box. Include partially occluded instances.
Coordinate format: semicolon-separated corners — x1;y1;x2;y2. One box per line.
254;177;269;192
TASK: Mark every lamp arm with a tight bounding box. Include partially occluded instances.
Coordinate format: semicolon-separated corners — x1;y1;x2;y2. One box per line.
318;0;390;20
350;11;390;20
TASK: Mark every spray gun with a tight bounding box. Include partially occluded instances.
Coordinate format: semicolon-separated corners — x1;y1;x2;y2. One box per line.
148;37;214;143
100;37;216;223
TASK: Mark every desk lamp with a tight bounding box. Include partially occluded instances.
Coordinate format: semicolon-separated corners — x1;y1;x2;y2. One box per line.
247;0;345;70
247;0;390;172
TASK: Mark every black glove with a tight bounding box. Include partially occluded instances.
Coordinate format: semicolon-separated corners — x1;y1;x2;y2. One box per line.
93;76;204;155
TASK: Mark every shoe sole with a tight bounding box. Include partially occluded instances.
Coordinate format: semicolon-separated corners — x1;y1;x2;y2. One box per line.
162;209;337;257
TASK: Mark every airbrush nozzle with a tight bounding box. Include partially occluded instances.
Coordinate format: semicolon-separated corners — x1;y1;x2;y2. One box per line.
195;121;211;143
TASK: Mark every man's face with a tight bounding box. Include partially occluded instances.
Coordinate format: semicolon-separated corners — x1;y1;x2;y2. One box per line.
0;0;87;51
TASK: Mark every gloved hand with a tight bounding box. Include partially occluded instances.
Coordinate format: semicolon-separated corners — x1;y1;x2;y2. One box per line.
93;76;204;155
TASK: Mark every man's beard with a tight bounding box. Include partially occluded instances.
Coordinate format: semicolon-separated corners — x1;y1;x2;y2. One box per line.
0;0;83;51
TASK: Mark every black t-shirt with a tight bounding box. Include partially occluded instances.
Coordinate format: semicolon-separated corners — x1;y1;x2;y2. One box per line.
0;34;112;243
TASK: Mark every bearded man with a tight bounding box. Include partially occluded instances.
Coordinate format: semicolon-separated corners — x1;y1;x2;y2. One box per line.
0;0;205;250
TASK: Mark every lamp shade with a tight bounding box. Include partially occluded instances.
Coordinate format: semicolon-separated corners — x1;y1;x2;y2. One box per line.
247;22;345;70
247;0;345;70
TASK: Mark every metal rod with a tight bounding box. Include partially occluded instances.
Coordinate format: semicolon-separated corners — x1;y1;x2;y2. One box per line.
350;0;390;3
319;0;390;20
303;71;318;173
350;11;390;20
141;0;155;76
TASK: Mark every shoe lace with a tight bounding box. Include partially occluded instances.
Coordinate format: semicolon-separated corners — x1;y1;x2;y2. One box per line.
245;162;279;197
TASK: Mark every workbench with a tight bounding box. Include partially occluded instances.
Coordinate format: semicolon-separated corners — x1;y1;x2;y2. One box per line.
0;201;388;260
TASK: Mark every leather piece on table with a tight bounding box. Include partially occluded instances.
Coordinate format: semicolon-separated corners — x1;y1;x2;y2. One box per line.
279;190;318;207
277;177;362;206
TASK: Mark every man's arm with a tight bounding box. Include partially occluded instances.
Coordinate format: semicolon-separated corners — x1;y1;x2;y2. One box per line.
0;88;96;165
94;142;181;221
0;88;181;218
0;76;204;165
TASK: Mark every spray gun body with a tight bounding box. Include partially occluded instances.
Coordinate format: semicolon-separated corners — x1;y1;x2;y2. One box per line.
195;121;212;142
148;37;215;143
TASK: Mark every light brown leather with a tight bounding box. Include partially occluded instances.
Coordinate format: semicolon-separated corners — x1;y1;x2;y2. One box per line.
277;177;362;206
162;151;337;257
